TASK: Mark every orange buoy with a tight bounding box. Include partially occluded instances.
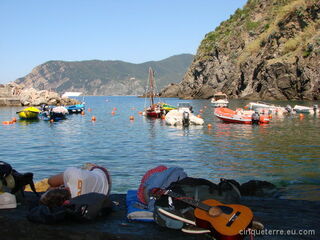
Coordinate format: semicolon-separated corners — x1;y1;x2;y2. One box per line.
91;116;96;121
111;111;115;115
2;121;13;125
50;119;54;123
129;116;134;121
299;113;304;119
138;111;143;115
88;108;92;112
161;115;166;120
197;114;202;118
207;123;212;128
11;117;17;122
113;107;117;111
199;109;203;113
81;111;85;115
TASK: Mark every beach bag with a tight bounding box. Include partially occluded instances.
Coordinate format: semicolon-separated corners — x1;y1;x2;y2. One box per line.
28;192;113;224
153;177;241;230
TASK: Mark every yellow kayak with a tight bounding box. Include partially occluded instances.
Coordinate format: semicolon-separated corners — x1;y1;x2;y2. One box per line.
16;107;41;119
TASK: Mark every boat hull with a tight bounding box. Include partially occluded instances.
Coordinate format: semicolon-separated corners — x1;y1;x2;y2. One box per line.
17;107;41;120
214;108;270;124
66;104;85;114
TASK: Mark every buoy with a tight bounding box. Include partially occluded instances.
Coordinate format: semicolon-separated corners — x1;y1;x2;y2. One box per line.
81;111;85;115
161;115;166;120
197;114;202;118
268;114;272;119
11;117;17;122
113;107;117;111
299;113;304;119
2;121;13;125
88;108;92;112
91;116;96;121
50;119;54;123
129;116;134;121
111;111;115;115
199;109;203;113
207;123;212;128
138;111;143;115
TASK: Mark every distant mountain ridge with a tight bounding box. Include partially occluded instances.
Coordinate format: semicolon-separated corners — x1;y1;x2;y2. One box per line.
15;54;193;96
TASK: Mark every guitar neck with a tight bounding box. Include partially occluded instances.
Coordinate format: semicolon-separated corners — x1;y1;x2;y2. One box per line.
166;190;211;212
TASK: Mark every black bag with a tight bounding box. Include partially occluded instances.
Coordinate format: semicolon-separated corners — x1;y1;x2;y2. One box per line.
27;192;113;224
65;192;114;221
0;161;12;179
154;177;241;230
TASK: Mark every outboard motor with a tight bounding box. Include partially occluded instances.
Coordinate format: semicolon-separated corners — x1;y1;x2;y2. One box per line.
313;105;318;114
285;105;292;113
182;111;190;127
251;110;260;125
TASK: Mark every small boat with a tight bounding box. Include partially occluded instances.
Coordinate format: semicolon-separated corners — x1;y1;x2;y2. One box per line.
41;105;69;121
244;102;287;115
62;92;82;98
161;103;177;112
66;103;85;114
293;105;319;114
16;107;41;120
214;107;270;124
165;102;204;126
143;67;166;118
211;92;229;107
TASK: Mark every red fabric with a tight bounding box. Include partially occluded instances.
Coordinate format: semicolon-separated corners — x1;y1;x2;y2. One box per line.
137;165;168;204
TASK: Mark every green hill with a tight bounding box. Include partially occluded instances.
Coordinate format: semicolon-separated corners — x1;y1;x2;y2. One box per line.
15;54;193;96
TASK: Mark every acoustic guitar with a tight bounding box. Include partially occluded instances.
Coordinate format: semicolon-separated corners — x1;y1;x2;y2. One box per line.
152;189;253;240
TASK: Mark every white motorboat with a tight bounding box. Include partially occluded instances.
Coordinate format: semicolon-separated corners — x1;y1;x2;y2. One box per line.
293;105;319;114
244;102;287;115
211;92;229;107
165;102;204;126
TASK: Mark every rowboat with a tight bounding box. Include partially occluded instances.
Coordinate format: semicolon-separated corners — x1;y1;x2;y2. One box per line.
16;107;41;120
214;107;270;124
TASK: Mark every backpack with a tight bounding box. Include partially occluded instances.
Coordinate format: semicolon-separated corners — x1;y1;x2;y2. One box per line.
153;177;241;230
27;192;113;224
0;161;38;197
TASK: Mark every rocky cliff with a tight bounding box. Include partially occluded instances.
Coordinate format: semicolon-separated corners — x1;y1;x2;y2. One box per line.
15;54;193;96
160;0;320;100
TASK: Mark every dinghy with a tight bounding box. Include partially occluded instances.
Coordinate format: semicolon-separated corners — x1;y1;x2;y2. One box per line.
214;107;270;124
165;102;204;126
16;107;41;120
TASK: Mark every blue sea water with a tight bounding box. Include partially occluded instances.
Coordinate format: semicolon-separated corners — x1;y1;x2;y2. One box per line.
0;96;319;201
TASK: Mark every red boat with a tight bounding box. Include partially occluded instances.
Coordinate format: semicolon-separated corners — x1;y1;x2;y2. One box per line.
214;107;270;124
143;67;165;118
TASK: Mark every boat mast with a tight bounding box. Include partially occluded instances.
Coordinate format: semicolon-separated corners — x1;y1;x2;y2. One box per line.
149;67;154;106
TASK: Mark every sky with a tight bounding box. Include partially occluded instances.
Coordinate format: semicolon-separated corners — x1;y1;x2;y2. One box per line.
0;0;247;84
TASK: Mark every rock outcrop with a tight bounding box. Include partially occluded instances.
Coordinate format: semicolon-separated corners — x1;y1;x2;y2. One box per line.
0;83;78;106
160;0;320;100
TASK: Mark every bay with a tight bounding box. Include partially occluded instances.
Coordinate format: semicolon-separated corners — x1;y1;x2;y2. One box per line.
0;96;319;201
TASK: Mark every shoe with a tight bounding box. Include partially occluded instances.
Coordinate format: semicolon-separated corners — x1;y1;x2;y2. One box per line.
0;192;17;209
157;207;196;225
181;225;211;234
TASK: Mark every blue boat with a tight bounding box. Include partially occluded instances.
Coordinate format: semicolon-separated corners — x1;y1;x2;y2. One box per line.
65;103;85;114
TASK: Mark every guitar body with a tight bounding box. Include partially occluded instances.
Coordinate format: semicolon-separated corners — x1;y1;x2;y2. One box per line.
194;199;253;240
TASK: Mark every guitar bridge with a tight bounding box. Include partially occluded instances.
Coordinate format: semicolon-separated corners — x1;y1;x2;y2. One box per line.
226;211;241;227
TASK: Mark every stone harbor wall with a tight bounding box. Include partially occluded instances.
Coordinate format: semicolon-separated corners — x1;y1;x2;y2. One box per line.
0;83;79;106
0;193;319;240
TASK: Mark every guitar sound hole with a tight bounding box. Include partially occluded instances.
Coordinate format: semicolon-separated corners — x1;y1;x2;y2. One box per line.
217;205;233;215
